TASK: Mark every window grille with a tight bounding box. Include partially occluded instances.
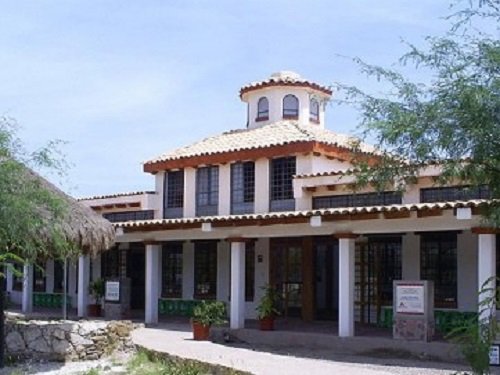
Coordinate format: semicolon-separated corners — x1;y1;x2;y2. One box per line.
270;157;296;211
420;185;490;203
194;241;218;299
162;242;183;298
102;246;120;278
33;264;46;292
164;170;184;218
12;263;23;291
196;166;219;216
283;94;299;118
231;162;255;214
312;191;402;209
103;210;154;223
257;97;269;120
310;99;319;122
420;232;457;308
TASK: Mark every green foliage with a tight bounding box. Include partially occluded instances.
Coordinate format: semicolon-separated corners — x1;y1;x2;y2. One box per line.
82;368;101;375
255;284;281;319
0;117;76;267
191;300;227;327
447;277;499;375
127;350;203;375
335;1;500;225
89;278;105;304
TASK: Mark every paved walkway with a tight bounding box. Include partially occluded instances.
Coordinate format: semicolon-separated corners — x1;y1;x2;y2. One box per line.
131;324;468;375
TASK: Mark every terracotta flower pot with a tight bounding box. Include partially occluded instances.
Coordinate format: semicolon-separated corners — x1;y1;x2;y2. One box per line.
259;316;275;331
87;304;102;317
192;321;211;340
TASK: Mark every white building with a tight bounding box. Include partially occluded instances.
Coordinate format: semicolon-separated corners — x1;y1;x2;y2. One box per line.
9;71;497;338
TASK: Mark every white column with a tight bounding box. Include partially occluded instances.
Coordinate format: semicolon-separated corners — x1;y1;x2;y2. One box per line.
478;233;496;322
219;164;231;216
254;159;270;214
77;255;90;318
338;236;355;337
6;264;13;293
22;263;33;314
230;241;246;329
183;167;196;217
145;244;161;324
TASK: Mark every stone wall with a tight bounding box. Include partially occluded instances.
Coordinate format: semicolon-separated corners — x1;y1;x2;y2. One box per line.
5;317;141;362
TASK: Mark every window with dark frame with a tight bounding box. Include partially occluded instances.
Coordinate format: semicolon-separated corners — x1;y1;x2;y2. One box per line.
161;242;183;298
33;264;46;292
101;246;120;278
196;166;219;216
256;97;269;120
420;232;458;308
283;94;299;118
245;242;255;302
103;210;154;223
270;156;296;212
54;260;65;293
231;162;255;214
12;263;23;291
164;170;184;219
420;185;490;203
309;98;320;123
313;191;402;209
194;241;218;299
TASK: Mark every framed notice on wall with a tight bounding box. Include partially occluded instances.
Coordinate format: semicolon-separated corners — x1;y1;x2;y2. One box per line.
395;284;425;314
105;281;120;303
490;344;500;366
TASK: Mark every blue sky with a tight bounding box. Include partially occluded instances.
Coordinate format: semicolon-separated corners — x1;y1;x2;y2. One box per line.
0;1;457;197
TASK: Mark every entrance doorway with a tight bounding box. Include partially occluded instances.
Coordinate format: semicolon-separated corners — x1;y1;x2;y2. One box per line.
355;236;402;324
127;244;145;310
314;238;338;320
270;238;303;318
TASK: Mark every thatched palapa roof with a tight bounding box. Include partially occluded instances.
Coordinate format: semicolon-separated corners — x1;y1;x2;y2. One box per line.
32;170;116;256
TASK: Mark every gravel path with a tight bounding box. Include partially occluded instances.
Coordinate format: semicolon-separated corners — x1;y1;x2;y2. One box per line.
131;327;473;375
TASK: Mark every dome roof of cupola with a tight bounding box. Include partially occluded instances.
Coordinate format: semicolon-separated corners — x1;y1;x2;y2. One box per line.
239;71;332;99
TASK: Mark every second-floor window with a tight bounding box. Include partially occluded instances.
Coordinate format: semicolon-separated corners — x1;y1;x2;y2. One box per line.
164;170;184;218
283;94;299;119
196;166;219;216
270;156;296;212
256;97;269;121
231;162;255;214
313;191;402;209
309;98;319;123
103;210;154;223
420;185;490;203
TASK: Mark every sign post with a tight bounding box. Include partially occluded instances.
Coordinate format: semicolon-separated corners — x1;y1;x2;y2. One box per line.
393;280;434;341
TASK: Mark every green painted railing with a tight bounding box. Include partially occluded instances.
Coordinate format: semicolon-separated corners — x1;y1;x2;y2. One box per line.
378;306;477;334
158;299;203;317
33;292;72;308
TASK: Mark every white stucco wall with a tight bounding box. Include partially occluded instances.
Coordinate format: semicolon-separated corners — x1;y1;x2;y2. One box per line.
183;167;196;217
254;158;270;214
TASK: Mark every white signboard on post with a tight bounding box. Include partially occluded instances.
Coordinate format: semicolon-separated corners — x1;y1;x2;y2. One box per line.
105;281;120;302
396;284;425;314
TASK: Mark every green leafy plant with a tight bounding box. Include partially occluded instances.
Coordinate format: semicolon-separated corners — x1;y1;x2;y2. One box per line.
447;277;499;375
192;301;227;327
89;278;105;305
256;284;280;319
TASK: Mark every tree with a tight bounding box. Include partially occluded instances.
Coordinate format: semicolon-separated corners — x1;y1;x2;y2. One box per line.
336;0;500;225
0;117;72;367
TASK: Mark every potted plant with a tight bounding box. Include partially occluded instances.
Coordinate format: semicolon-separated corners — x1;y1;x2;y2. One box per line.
256;284;280;331
88;278;105;317
191;301;227;340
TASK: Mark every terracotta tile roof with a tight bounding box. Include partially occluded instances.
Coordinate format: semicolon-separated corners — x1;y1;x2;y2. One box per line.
114;199;489;229
295;169;354;179
240;71;332;97
78;191;156;201
144;121;375;166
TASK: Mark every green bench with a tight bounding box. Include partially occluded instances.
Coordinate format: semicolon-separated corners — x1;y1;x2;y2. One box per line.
378;306;477;334
158;299;203;317
33;292;72;308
